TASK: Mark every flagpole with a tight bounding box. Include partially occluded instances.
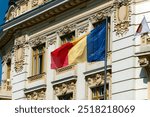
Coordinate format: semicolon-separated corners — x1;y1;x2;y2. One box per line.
104;16;108;100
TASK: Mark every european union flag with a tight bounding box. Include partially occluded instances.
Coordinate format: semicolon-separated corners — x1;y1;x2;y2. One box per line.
87;20;106;62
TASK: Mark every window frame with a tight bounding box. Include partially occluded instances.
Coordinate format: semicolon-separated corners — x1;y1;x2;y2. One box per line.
32;44;45;75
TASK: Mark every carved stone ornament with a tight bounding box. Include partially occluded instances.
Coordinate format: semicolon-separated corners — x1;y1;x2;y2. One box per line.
87;74;103;86
32;0;38;7
26;89;46;100
14;35;26;72
2;51;11;63
29;36;46;47
77;24;89;36
58;24;76;36
141;33;150;45
54;81;76;96
138;57;149;67
86;72;111;87
90;12;105;23
48;34;56;45
114;0;131;36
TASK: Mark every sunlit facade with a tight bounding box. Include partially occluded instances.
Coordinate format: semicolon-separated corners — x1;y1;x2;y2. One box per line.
0;0;150;100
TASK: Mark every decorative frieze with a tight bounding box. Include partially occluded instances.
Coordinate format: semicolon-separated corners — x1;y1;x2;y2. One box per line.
26;89;46;100
113;0;131;36
53;80;76;99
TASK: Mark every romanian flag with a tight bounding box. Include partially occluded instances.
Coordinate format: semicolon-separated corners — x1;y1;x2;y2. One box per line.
51;20;106;69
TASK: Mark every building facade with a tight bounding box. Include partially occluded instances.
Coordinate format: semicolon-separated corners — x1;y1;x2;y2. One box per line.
0;0;150;100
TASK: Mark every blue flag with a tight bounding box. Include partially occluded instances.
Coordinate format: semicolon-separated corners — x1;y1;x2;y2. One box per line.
87;20;106;62
0;55;2;84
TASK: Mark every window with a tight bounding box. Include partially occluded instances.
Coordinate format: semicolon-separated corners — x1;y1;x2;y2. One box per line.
32;44;45;75
6;59;11;79
58;93;73;100
91;84;109;100
60;31;75;45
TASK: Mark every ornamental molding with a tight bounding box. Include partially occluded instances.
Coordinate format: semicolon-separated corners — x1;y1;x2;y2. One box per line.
58;24;76;36
53;80;76;98
47;34;57;45
2;51;11;64
32;0;39;7
14;33;26;73
113;0;131;36
26;89;46;100
90;12;105;23
29;36;46;47
86;72;111;87
89;8;111;24
141;33;150;45
7;0;49;21
77;24;89;36
138;57;149;68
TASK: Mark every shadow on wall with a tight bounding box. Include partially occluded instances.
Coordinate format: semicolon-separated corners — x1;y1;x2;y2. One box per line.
140;68;148;84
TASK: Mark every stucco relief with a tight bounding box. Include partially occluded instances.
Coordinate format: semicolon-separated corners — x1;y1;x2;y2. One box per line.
141;33;150;45
2;51;11;64
6;0;50;21
14;34;26;72
26;89;46;100
32;0;39;7
86;72;111;87
58;24;76;36
29;36;46;47
114;0;131;36
77;24;89;36
54;81;76;98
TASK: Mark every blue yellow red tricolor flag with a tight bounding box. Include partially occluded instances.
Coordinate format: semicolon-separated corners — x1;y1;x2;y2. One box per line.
51;20;106;69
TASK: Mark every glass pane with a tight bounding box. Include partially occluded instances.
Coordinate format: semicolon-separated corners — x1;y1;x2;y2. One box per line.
38;55;43;74
33;56;37;75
